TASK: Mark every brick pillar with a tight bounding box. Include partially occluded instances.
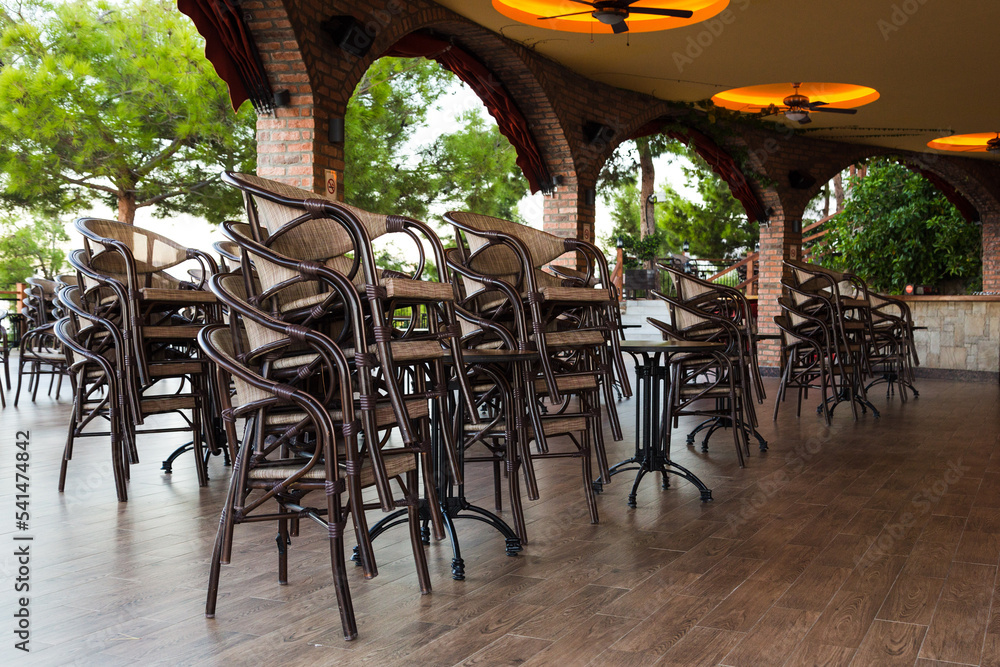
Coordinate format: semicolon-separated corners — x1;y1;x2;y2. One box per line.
983;212;1000;292
543;181;595;268
756;207;802;370
248;0;344;195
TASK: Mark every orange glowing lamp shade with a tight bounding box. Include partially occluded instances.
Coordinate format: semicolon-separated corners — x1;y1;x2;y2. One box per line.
711;82;880;113
492;0;731;34
927;133;1000;153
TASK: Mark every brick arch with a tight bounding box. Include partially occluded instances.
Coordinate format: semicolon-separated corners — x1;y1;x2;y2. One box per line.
788;143;1000;223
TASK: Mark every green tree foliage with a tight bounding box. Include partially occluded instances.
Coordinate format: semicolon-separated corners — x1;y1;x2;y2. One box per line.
426;109;527;221
822;159;981;293
600;135;674;237
345;57;452;220
655;144;757;260
0;214;67;286
346;57;527;222
0;0;256;224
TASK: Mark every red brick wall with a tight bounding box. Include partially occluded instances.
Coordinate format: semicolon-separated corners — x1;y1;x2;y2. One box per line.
983;213;1000;292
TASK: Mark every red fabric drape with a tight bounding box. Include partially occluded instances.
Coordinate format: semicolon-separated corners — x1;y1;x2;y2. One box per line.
905;164;980;223
178;0;271;113
384;33;550;194
631;120;766;223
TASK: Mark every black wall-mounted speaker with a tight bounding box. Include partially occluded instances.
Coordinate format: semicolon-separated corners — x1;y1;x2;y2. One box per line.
788;170;816;190
321;15;373;58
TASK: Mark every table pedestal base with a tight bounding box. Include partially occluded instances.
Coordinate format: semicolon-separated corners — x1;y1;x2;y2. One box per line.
357;498;521;581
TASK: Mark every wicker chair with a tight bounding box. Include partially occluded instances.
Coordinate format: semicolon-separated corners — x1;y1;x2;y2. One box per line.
220;174;476;460
445;241;609;524
773;304;837;425
648;296;752;467
782;279;875;420
73;218;223;485
55;286;132;500
0;308;8;402
14;278;69;405
865;291;919;399
446;210;630;411
199;324;390;640
658;263;766;404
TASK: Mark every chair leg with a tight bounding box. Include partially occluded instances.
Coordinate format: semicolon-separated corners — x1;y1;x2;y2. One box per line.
13;355;26;406
404;469;432;595
346;476;377;580
580;429;599;524
326;486;357;641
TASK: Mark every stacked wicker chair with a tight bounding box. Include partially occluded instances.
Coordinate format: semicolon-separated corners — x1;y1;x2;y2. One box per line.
647;286;754;467
444;211;630;523
201;270;438;639
0;308;9;404
781;259;884;418
69;219;222;489
14;277;69;405
55;285;132;500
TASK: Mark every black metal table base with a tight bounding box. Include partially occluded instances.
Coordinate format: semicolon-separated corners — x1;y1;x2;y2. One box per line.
355;498;521;580
596;342;716;507
161;423;231;476
594;454;712;507
685;412;769;453
820;388;881;419
866;371;919;400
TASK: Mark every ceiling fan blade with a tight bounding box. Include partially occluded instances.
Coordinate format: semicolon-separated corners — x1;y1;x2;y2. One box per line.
629;8;694;18
538;10;594;20
813;106;858;115
567;0;596;5
797;116;813;125
612;20;629;33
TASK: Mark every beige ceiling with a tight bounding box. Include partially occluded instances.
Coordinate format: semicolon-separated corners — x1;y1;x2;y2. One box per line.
434;1;1000;158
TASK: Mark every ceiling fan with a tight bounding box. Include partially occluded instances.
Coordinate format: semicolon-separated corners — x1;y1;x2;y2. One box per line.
538;1;694;34
760;83;860;125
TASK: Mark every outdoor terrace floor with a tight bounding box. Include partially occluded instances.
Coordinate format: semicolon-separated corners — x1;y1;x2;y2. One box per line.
2;371;999;665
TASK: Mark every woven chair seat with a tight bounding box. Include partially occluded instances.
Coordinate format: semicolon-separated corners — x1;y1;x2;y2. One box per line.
22;350;66;363
246;449;417;488
383;278;453;302
464;415;588;437
533;374;598;393
264;397;429;429
139;395;199;414
535;329;606;348
139;288;218;304
538;286;609;303
677;383;744;398
142;324;204;340
148;361;204;377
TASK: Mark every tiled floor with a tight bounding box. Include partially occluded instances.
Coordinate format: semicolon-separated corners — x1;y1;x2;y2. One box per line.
2;372;999;665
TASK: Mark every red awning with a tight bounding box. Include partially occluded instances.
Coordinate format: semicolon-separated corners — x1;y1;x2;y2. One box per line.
177;0;272;113
385;33;551;194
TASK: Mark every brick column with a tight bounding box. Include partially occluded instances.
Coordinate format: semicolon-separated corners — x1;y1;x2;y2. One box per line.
756;207;802;371
543;181;595;269
983;212;1000;292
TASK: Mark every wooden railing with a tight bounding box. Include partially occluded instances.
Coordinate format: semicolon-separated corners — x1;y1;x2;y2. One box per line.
802;212;837;259
0;283;25;312
706;252;759;295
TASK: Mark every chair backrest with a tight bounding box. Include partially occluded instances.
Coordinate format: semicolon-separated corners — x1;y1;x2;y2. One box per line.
76;218;191;274
446;211;568;282
223;171;386;251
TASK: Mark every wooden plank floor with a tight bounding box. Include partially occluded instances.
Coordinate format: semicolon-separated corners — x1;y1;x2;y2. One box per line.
2;372;1000;665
